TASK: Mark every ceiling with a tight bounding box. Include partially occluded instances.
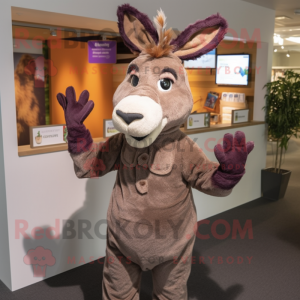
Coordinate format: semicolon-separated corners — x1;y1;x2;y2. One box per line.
241;0;300;52
11;3;300;53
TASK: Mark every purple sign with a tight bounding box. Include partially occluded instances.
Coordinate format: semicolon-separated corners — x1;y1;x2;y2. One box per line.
88;41;116;64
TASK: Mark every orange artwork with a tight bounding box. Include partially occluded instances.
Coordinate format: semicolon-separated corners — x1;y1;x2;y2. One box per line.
49;40;114;138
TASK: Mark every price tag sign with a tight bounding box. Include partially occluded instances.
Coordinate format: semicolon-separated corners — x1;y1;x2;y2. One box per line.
30;125;67;148
232;109;249;124
103;119;119;137
185;113;210;130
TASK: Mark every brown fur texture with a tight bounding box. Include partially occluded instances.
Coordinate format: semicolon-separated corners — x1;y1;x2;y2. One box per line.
113;53;193;133
70;52;233;299
14;54;40;144
65;5;239;299
71;130;231;299
118;5;227;60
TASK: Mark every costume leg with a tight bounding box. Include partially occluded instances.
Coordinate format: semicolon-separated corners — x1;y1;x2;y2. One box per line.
152;259;191;300
151;257;191;300
102;241;142;300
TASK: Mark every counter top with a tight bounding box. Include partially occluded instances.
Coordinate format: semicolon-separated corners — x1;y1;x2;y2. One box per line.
180;120;265;135
18;137;106;157
18;121;265;157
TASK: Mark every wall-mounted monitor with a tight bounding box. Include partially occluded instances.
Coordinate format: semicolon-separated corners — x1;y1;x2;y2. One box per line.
216;54;250;86
184;49;216;69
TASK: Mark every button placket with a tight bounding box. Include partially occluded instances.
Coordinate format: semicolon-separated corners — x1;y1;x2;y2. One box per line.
136;153;149;194
137;153;149;167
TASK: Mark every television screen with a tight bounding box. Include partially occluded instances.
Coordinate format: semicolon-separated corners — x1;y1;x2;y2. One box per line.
184;49;216;69
216;54;250;86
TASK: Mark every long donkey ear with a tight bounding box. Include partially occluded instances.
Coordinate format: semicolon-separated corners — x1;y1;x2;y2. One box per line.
171;14;228;60
117;4;158;54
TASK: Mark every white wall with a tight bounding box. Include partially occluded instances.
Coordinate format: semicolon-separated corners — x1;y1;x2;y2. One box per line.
253;42;269;121
0;0;274;291
0;94;12;290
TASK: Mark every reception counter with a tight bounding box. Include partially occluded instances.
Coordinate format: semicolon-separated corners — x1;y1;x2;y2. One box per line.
16;120;267;223
3;117;267;292
18;121;265;157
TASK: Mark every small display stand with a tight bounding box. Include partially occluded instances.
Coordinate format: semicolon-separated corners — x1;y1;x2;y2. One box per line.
103;119;119;137
184;112;210;130
204;92;219;112
232;109;250;124
30;124;67;148
219;100;248;124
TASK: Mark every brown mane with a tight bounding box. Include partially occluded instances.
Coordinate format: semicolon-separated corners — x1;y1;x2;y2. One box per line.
145;9;174;58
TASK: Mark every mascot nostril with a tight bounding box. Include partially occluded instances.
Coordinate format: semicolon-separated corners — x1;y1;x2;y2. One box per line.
116;110;143;125
57;4;254;300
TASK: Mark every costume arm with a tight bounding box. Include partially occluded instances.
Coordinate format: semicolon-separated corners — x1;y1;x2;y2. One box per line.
181;136;232;197
56;86;124;179
69;132;124;179
181;132;253;197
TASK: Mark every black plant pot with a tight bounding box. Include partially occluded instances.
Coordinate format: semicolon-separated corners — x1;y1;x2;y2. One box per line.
261;168;291;201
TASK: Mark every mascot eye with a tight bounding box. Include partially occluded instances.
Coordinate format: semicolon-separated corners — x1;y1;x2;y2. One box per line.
130;75;139;87
157;78;173;91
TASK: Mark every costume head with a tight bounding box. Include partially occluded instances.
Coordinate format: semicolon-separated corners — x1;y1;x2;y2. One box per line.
112;4;228;148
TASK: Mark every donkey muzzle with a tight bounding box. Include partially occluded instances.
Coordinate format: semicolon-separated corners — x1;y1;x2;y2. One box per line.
116;110;144;125
112;95;167;148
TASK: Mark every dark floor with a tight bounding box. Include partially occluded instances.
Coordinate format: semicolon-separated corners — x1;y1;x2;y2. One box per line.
1;138;300;299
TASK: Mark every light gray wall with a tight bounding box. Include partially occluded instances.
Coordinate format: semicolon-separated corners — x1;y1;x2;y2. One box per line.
273;52;300;67
254;42;269;121
0;93;12;290
272;52;281;66
0;0;275;291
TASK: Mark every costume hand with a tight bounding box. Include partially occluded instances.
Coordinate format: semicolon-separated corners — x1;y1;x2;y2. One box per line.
56;86;94;127
214;131;254;175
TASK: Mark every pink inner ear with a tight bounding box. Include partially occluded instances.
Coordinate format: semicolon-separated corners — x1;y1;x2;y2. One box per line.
171;14;228;61
181;27;220;51
117;4;158;53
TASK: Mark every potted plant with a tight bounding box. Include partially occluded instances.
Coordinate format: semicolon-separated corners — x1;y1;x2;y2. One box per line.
262;70;300;200
35;131;42;144
63;126;68;143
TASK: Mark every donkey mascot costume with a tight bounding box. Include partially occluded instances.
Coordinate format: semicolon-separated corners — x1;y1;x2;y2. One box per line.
57;4;254;299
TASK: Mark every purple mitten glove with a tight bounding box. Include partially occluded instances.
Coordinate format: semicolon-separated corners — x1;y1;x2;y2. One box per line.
57;86;94;154
212;131;254;190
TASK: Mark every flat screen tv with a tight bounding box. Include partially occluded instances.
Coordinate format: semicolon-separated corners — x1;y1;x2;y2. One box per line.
184;49;216;69
216;54;250;86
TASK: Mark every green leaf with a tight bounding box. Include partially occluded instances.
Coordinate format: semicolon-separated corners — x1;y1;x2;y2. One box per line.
263;70;300;168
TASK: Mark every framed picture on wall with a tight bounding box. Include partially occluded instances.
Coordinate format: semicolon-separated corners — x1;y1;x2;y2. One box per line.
13;53;46;146
103;119;119;137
